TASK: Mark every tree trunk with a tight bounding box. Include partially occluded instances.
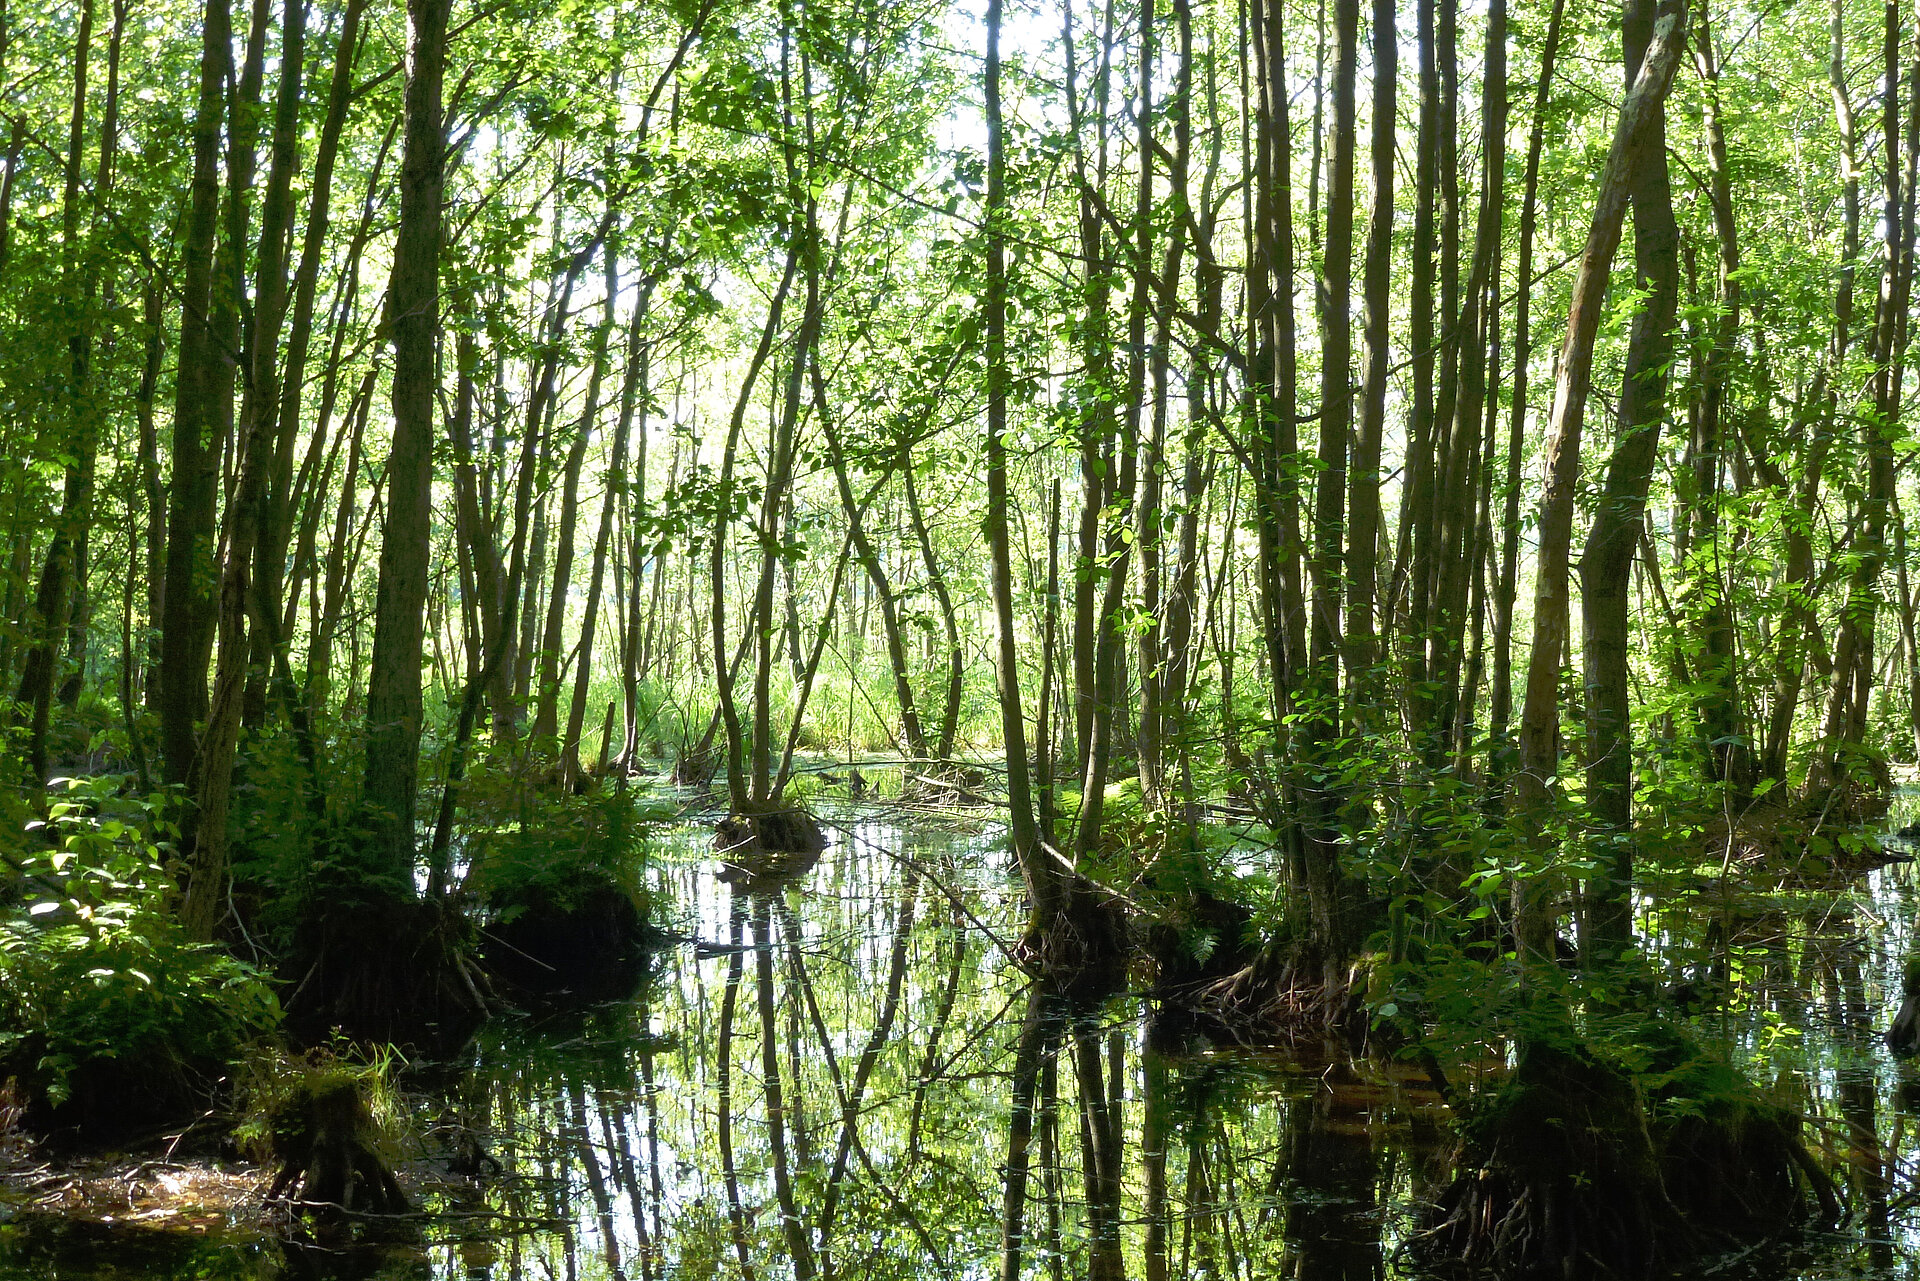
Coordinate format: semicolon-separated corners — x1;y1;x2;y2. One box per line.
1686;0;1753;795
1490;0;1568;770
984;0;1048;924
563;281;651;786
1511;0;1689;965
17;0;96;783
532;308;613;742
308;370;375;713
1577;0;1682;955
252;0;369;718
819;396;924;758
361;0;449;878
1345;0;1393;698
158;0;234;786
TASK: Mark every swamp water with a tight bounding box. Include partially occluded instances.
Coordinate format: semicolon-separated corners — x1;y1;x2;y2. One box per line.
7;800;1920;1278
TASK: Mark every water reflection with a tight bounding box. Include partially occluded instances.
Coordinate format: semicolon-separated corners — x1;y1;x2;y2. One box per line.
432;809;1433;1281
18;806;1920;1278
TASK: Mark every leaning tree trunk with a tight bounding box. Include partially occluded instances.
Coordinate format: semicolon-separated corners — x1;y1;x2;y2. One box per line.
1511;0;1689;965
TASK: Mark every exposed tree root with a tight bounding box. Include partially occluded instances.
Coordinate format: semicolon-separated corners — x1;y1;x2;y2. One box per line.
1012;880;1132;1010
263;1075;409;1222
283;893;489;1058
1415;1032;1835;1279
1147;890;1256;988
900;762;993;806
671;747;718;788
1158;938;1364;1048
1687;784;1903;880
1802;746;1894;827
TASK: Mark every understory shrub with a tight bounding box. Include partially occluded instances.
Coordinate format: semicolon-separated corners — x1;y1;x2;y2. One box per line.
461;757;666;1000
0;777;280;1137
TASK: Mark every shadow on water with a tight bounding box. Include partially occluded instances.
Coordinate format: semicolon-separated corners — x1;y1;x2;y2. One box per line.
21;802;1920;1277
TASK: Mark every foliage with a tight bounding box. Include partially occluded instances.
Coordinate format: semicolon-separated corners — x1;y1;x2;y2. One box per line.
459;753;665;918
0;777;278;1119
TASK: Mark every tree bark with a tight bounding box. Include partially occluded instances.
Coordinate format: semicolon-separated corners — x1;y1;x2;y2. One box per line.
1511;0;1689;964
361;0;450;878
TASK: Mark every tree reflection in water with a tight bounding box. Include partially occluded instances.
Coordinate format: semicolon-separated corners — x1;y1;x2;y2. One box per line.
25;812;1920;1279
441;812;1430;1281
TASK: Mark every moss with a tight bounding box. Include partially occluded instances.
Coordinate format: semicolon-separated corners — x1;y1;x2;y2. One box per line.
246;1052;410;1232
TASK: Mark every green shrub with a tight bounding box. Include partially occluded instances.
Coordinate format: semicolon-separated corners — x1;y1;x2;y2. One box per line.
459;753;667;916
0;777;280;1130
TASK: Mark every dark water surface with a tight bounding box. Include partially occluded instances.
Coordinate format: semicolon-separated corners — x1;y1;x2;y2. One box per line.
8;797;1920;1278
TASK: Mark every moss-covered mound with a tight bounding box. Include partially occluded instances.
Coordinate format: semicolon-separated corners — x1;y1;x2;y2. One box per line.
714;805;828;883
243;1051;412;1249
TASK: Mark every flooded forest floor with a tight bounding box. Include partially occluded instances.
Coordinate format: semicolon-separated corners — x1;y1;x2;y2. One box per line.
7;787;1920;1280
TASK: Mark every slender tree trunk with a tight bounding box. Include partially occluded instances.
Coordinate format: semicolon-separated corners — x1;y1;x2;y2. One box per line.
361;0;450;878
159;0;234;786
252;0;368;714
57;0;125;711
1686;0;1753;795
1299;0;1361;974
176;0;311;933
819;394;924;757
1511;0;1688;964
984;0;1048;924
1577;0;1682;955
308;369;374;711
1817;0;1913;781
900;461;963;761
137;279;164;709
563;282;651;786
1345;0;1393;698
533;307;614;742
710;245;801;811
17;0;96;782
1394;0;1440;737
1490;0;1568;770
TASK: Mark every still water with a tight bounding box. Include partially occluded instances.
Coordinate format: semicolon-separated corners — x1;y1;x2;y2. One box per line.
6;797;1920;1278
